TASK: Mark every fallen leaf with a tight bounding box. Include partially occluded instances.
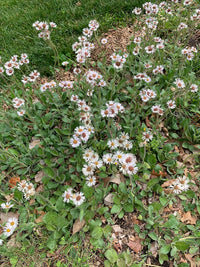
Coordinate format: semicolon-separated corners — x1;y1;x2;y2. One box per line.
112;225;123;233
35;211;46;224
184;254;197;267
161;179;176;187
127;237;143;253
72;219;86;234
181;211;197;225
36;184;44;193
145;117;151;128
113;240;122;253
7;234;21;248
110;173;122;184
149;242;158;257
9;177;20;188
151;169;167;177
104;193;114;206
29;138;41;150
35;170;45;183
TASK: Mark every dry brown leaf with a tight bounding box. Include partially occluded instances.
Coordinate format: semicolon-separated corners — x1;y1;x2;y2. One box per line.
7;234;21;248
9;176;20;188
113;240;122;253
184;254;198;267
151;169;167;177
109;173;123;185
149;242;158;257
112;225;123;233
104;193;114;206
103;176;111;187
29;138;41;150
35;170;45;183
181;211;197;225
35;211;46;224
36;184;44;193
72;219;86;235
161;179;176;187
127;237;143;253
145;117;151;128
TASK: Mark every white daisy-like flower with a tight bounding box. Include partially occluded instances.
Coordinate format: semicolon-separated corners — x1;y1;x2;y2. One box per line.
62;188;73;203
86;176;96;187
101;38;107;44
177;176;190;191
91;159;103;169
62;61;69;66
167;100;176;109
17;109;25;116
17;180;28;192
3;226;14;237
123;140;133;150
70;136;81;148
82;164;94;176
1;202;14;210
142;130;153;142
174;78;185;88
103;153;114;164
72;192;85;206
6;217;18;230
107;139;119;150
190;84;198;93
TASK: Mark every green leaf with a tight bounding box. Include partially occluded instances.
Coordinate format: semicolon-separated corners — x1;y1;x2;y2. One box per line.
43;167;55;177
175;241;189;252
119;183;127;194
160;196;168;206
91;226;103;239
147;178;159;188
163;216;179;229
123;203;133;212
160;244;171;254
47;239;57;250
111;204;122;214
14;188;23;201
118;210;124;219
7;148;19;156
148;232;158;241
43;212;66;231
82;184;94;199
105;249;118;264
159;253;168;265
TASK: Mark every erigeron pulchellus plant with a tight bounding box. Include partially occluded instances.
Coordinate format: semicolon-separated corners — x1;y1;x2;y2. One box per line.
0;1;200;265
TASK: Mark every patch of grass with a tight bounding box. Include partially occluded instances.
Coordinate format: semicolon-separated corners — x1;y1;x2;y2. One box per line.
0;0;146;75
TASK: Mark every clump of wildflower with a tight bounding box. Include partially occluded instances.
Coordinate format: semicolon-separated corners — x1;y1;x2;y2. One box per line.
139;89;156;102
134;73;151;83
151;104;164;115
3;216;18;238
169;176;191;194
101;101;124;118
62;188;85;206
110;53;127;69
40;81;57;92
17;180;35;200
33;21;57;40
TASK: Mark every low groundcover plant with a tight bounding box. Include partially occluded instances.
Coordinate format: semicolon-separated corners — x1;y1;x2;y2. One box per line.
0;1;200;266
